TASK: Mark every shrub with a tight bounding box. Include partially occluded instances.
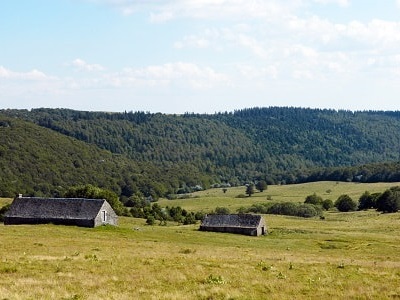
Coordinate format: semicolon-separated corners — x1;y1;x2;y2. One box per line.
0;204;10;222
304;193;323;206
266;202;322;218
183;213;196;225
236;194;247;198
334;194;357;212
295;204;323;218
358;191;380;210
376;187;400;213
247;203;270;214
322;199;334;211
194;211;206;221
214;207;230;214
146;216;155;225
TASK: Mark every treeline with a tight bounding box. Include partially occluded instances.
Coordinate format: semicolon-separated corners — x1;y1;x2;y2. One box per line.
2;107;400;198
297;162;400;184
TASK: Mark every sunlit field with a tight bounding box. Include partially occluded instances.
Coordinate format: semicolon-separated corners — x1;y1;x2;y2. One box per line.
158;181;400;212
1;182;400;299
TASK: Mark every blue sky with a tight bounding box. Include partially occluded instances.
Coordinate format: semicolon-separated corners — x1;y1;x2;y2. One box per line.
1;0;400;113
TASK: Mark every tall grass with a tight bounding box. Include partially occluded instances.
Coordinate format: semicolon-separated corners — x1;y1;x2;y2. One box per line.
1;182;400;299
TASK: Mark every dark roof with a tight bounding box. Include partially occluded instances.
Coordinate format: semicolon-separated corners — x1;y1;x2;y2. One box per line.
5;197;107;220
201;214;263;228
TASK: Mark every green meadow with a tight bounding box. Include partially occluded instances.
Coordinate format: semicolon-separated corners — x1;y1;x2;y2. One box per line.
1;182;400;299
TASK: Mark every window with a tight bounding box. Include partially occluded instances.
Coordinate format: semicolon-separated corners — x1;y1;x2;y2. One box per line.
101;210;107;223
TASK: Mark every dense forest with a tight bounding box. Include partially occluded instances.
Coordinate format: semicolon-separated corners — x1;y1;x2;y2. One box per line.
1;107;400;198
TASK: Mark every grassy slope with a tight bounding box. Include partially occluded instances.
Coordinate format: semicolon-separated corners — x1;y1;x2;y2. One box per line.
1;182;400;299
158;181;400;212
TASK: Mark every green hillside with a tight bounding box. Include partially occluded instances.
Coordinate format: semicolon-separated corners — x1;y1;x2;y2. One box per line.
1;107;400;197
0;116;204;198
0;116;134;196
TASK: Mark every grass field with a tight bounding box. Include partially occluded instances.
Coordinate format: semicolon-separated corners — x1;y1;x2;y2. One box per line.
1;182;400;299
158;181;400;212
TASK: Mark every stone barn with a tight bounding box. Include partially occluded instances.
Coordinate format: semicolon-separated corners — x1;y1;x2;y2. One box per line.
4;196;118;228
199;214;267;236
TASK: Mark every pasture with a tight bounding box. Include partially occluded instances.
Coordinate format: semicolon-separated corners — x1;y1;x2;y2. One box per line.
1;182;400;299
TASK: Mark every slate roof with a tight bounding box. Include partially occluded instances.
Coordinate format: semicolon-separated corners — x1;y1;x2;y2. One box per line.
5;197;107;220
200;214;263;228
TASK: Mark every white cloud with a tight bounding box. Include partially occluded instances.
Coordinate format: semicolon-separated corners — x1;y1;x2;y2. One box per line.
174;35;210;49
71;59;105;72
237;64;279;80
104;62;229;89
313;0;350;7
346;19;400;46
91;0;296;21
236;34;270;59
0;66;49;80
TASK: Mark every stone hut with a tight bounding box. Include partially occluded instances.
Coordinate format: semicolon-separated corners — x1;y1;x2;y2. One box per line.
199;214;266;236
4;196;118;227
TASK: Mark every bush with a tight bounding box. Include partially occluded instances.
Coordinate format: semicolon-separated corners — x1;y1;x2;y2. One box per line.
246;203;271;214
358;191;380;210
146;215;155;225
322;199;334;211
267;202;322;218
295;204;323;218
194;211;206;221
304;193;323;206
0;204;10;222
183;213;196;225
334;194;357;212
214;207;230;214
236;194;247;198
376;187;400;213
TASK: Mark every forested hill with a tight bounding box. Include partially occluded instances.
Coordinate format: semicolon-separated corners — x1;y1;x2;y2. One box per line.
1;107;400;198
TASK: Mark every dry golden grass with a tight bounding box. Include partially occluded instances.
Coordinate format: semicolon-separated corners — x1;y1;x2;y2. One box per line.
1;182;400;299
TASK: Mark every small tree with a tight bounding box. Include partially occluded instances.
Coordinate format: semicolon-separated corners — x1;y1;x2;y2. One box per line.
255;180;268;192
245;184;255;197
334;194;357;212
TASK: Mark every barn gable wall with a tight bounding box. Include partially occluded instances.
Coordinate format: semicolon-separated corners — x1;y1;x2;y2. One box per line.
94;201;118;226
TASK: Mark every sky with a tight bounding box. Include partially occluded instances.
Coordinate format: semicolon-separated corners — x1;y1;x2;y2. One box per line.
1;0;400;114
